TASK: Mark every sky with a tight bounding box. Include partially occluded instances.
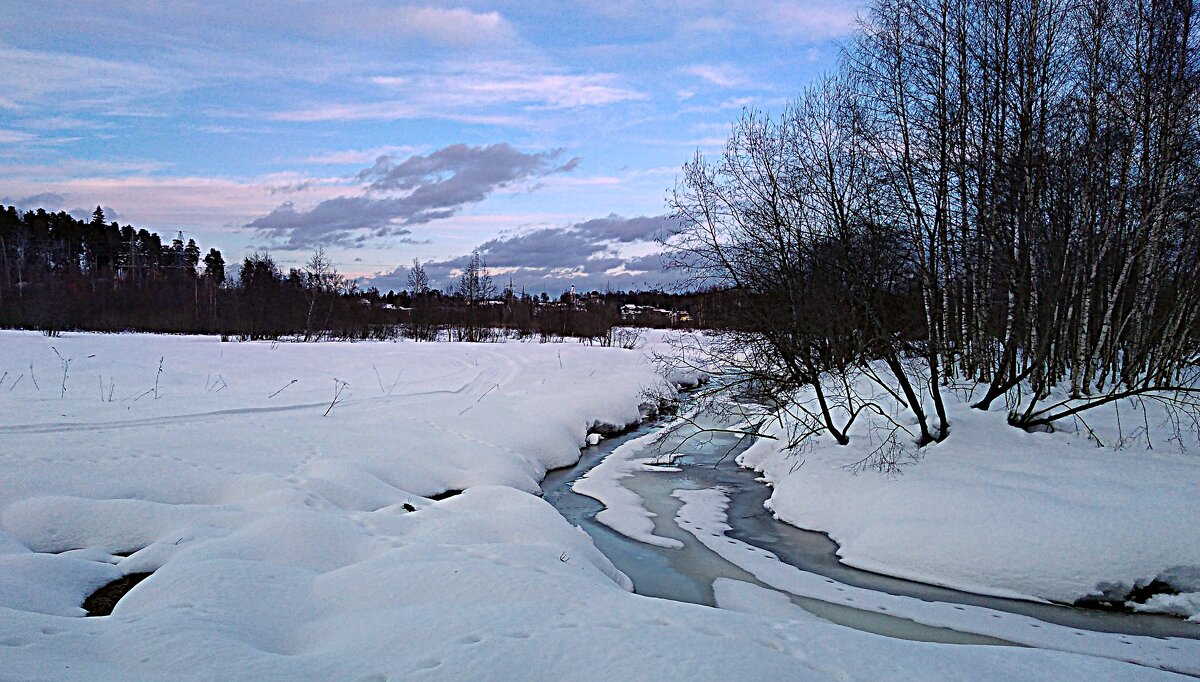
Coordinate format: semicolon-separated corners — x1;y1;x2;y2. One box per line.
0;1;859;294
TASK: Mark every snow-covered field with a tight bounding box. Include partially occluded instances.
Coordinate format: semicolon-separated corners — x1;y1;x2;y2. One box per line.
739;382;1200;621
0;331;1188;679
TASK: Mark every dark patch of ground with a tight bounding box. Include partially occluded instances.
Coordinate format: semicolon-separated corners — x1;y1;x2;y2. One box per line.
427;489;464;501
1074;580;1180;615
83;572;153;617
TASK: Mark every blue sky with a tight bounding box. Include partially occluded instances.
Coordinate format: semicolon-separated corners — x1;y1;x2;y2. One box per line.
0;1;858;293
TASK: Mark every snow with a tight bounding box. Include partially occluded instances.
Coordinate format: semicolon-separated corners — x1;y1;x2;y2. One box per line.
1129;568;1200;623
1134;592;1200;622
737;383;1200;621
676;486;1200;676
571;426;685;548
0;331;1189;679
712;578;826;622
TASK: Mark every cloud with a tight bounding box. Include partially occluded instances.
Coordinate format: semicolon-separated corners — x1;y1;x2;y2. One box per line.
0;130;35;145
1;192;68;210
0;6;520;122
371;69;645;109
241;4;519;49
0;43;179;110
271;63;645;124
470;215;670;270
761;1;858;38
269;102;523;126
248;143;579;249
384;7;516;47
301;145;421;165
247;197;417;249
357;144;577;194
544;0;858;40
0;174;349;246
680;64;758;89
364;214;679;293
0;158;174;178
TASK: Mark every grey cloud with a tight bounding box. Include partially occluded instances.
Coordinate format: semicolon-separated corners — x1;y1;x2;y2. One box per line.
471;214;676;270
575;214;670;243
357;143;576;194
247;197;415;249
364;214;680;294
268;180;314;195
249;143;577;249
2;192;68;210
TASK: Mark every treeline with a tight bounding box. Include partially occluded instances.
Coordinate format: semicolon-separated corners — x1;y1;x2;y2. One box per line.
0;206;701;343
398;253;693;345
669;0;1200;440
0;206;227;334
0;206;402;338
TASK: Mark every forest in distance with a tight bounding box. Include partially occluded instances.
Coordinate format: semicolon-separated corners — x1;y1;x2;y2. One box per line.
0;205;721;344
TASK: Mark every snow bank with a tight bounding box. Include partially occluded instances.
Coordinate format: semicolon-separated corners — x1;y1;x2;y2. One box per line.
712;578;826;622
738;381;1200;621
0;331;1184;679
572;426;685;548
676;487;1200;676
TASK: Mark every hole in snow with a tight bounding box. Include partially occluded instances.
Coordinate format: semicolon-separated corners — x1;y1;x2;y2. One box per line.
428;489;465;501
83;572;153;617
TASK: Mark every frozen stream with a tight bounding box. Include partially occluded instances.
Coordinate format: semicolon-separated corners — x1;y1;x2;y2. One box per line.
540;412;1200;675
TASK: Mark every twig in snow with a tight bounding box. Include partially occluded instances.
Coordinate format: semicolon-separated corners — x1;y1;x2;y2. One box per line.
8;374;22;391
476;383;499;402
29;363;39;391
459;383;500;415
269;379;298;399
52;347;71;398
372;364;401;395
323;378;350;416
153;357;163;399
1072;412;1105;448
98;375;116;402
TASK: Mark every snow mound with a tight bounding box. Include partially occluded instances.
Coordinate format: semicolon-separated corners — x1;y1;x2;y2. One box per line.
0;332;1187;679
738;385;1200;620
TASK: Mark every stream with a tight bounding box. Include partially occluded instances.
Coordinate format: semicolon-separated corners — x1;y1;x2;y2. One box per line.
540;411;1200;673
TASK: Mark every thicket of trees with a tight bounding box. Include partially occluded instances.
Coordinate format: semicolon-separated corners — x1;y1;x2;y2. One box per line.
667;0;1200;442
0;206;698;345
0;206;222;334
0;207;394;339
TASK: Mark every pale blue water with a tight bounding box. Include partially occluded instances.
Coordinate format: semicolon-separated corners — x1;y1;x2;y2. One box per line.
541;414;1200;645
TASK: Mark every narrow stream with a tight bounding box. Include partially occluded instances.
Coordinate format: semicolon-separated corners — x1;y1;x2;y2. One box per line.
541;413;1200;652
